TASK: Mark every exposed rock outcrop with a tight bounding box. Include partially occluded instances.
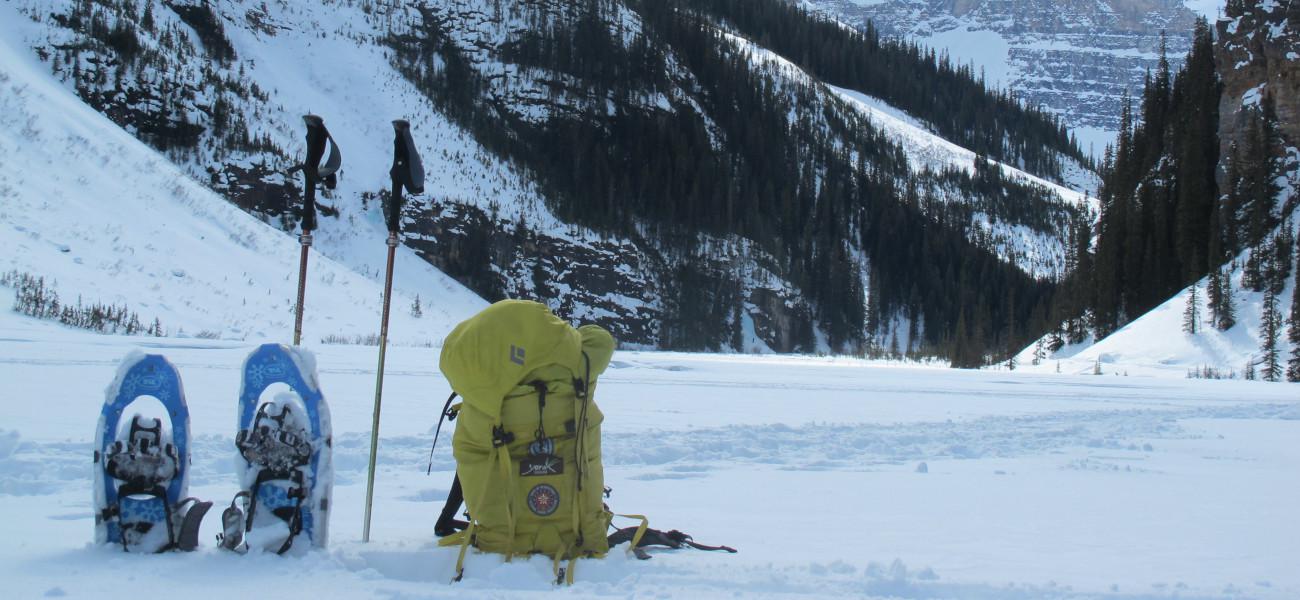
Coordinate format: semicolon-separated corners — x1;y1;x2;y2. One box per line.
1216;1;1300;161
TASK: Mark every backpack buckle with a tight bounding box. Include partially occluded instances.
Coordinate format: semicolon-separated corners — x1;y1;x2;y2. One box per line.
491;426;515;448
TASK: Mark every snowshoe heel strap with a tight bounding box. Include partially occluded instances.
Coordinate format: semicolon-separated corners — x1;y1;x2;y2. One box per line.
175;498;213;552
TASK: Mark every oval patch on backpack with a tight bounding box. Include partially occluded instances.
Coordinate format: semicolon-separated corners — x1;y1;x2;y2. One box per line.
526;484;560;516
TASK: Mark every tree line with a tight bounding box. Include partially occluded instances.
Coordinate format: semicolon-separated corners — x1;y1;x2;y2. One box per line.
1055;18;1300;381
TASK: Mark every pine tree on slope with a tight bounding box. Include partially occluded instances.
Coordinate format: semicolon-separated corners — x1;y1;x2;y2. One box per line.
1260;286;1282;382
1288;239;1300;382
1184;281;1200;334
1216;267;1238;331
1208;265;1224;326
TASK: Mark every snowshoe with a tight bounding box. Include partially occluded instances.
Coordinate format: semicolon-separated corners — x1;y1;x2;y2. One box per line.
94;353;210;553
223;344;332;554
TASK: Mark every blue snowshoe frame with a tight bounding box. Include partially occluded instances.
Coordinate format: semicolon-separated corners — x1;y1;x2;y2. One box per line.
94;354;190;552
236;343;332;550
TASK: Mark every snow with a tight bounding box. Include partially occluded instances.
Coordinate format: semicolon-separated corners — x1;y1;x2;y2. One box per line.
829;86;1094;208
1070;125;1118;165
0;22;487;346
1241;84;1266;108
1183;0;1225;21
926;27;1013;91
2;309;1298;598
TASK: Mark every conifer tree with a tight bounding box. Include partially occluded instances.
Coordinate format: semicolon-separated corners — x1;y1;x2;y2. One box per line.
1216;267;1237;331
1183;281;1200;334
1271;219;1293;295
1207;263;1223;325
1288;239;1300;382
1221;142;1243;254
1289;292;1300;382
1260;286;1282;382
1240;105;1281;248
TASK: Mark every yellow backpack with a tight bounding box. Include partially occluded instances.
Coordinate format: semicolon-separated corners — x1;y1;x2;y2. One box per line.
434;300;629;582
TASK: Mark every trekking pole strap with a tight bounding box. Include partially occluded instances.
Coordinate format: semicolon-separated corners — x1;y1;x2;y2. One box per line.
426;392;458;475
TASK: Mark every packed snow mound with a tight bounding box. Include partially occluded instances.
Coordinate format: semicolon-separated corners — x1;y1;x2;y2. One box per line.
0;33;486;345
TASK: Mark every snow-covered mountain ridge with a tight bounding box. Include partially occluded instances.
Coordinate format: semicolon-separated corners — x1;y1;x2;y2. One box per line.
4;0;1095;357
804;0;1220;156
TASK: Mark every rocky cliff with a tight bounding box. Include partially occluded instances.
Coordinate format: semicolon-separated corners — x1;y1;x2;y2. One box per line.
1216;0;1300;162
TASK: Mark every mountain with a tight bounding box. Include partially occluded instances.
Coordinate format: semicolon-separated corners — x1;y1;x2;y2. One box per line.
802;0;1221;158
1018;0;1300;381
0;27;486;345
4;0;1095;361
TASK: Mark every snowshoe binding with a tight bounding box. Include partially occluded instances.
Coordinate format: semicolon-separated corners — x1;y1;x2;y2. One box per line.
94;353;211;553
221;344;332;554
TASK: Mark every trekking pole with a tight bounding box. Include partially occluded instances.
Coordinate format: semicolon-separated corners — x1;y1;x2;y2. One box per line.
363;119;424;542
292;115;341;346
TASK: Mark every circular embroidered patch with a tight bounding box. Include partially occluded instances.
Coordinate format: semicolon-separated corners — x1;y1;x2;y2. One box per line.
527;484;560;517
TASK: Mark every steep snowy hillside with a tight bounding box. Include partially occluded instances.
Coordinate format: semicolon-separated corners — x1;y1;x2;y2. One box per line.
1016;241;1298;378
0;31;486;344
805;0;1219;157
4;0;1096;359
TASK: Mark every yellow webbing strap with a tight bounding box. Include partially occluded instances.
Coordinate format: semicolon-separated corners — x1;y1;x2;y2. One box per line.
551;543;569;585
615;514;650;554
565;557;577;585
452;521;477;582
571;383;589;549
437;529;467;547
495;443;516;549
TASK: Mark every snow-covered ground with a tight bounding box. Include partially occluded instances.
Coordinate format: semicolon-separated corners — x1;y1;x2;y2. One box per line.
2;309;1297;599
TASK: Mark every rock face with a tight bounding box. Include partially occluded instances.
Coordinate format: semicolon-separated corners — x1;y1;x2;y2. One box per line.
804;0;1202;154
1216;1;1300;161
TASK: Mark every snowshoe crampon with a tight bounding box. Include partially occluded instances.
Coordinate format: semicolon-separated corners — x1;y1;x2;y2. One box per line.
94;353;210;553
224;344;332;554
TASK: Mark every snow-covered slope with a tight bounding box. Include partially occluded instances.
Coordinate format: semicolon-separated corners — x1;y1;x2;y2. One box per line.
0;30;486;344
805;0;1221;157
1018;269;1296;378
724;32;1096;280
1016;214;1299;379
